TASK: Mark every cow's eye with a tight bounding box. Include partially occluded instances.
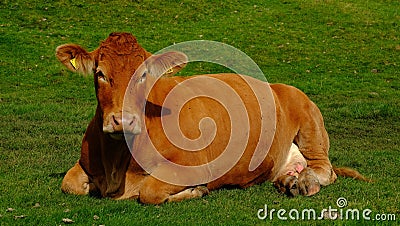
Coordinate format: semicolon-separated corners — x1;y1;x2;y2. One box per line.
139;71;147;83
96;70;107;83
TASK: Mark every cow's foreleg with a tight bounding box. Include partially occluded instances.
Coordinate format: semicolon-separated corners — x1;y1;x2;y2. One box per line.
139;175;208;204
167;186;209;203
113;170;146;200
61;161;94;195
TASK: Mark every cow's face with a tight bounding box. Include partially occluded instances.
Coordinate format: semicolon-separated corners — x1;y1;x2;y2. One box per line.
56;32;151;139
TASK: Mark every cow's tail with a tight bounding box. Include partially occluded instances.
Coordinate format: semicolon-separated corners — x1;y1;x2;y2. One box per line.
333;167;372;182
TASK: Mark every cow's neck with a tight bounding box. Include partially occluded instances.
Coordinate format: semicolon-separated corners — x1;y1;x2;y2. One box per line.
94;106;133;197
102;138;131;197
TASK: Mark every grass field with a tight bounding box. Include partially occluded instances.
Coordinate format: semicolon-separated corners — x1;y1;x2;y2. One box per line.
1;0;399;225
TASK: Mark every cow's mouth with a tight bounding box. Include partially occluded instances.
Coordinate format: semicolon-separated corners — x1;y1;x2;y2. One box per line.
107;131;136;141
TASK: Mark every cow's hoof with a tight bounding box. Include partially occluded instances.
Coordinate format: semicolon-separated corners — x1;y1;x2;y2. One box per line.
274;175;300;197
297;168;321;196
166;186;210;203
193;186;210;196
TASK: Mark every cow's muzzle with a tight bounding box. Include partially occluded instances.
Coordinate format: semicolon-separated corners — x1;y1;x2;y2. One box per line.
103;112;141;139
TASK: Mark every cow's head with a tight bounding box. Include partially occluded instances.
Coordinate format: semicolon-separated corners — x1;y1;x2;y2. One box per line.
56;32;153;139
126;51;188;135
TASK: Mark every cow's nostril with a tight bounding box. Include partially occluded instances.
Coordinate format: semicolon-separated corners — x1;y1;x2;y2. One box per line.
112;115;121;126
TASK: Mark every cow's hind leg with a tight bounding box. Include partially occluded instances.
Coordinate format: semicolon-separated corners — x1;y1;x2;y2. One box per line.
275;168;322;197
294;102;337;195
274;175;300;197
274;143;310;196
61;161;94;195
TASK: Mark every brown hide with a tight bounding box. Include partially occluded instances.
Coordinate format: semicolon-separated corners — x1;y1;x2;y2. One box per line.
123;51;338;203
131;74;333;190
57;34;365;204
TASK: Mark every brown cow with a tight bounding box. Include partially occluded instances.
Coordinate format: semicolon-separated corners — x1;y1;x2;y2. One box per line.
56;32;368;204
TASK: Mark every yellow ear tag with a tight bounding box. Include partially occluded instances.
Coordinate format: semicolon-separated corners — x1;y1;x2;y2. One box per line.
70;58;78;70
166;68;174;74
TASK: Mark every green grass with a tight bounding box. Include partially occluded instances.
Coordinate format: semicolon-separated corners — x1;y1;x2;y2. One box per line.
1;0;399;225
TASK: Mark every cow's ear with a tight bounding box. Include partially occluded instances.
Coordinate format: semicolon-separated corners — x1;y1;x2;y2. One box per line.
163;62;187;77
145;51;188;78
55;44;96;75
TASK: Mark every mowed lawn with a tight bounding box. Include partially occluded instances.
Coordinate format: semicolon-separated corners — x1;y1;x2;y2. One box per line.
0;0;399;225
